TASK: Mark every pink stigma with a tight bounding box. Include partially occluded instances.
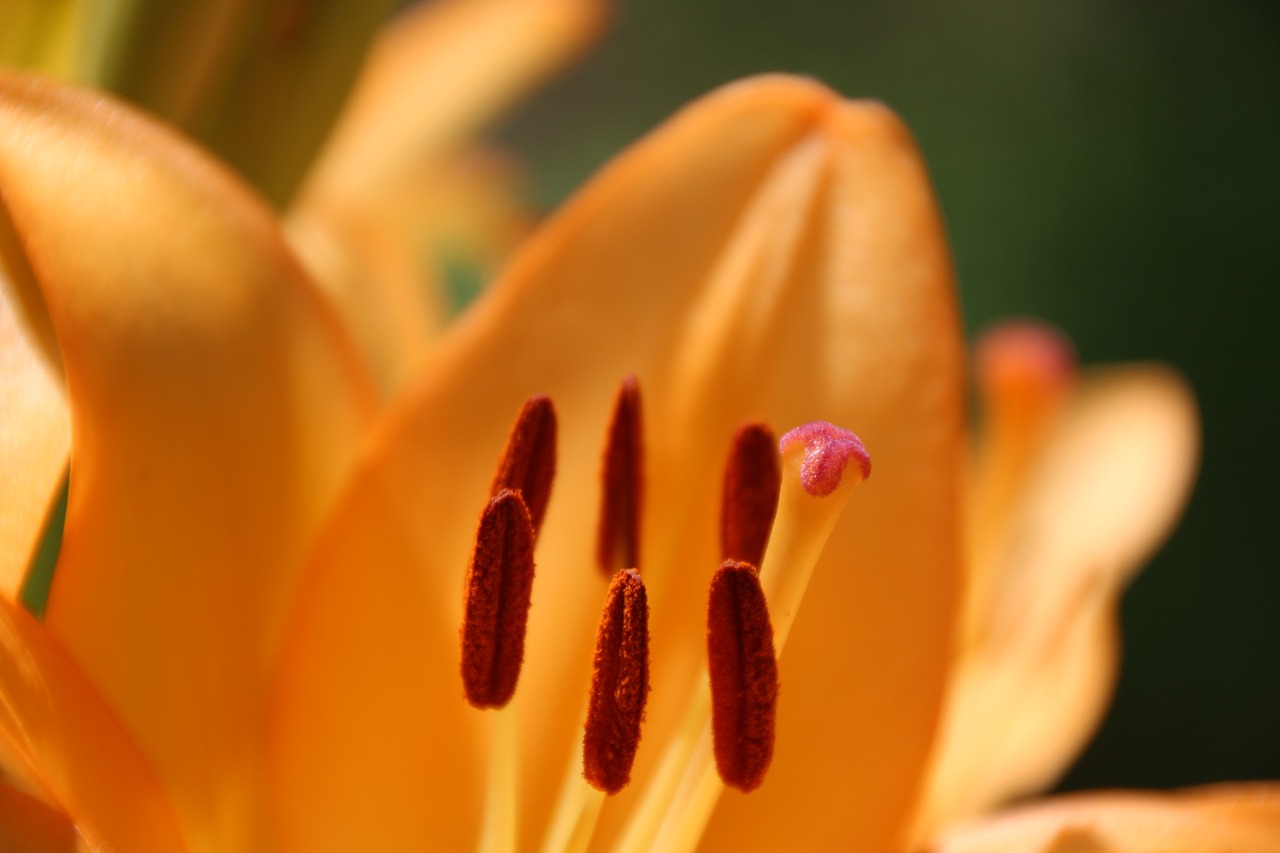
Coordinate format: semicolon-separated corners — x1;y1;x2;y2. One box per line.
778;422;871;497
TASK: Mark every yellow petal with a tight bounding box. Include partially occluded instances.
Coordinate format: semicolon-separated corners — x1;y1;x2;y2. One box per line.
929;784;1280;853
273;74;964;851
0;73;375;849
0;596;184;852
916;366;1199;838
0;244;68;597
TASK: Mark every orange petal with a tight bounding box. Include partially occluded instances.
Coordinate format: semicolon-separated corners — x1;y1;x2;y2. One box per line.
291;0;603;395
0;783;82;853
0;596;184;851
0;73;375;849
916;366;1199;838
929;784;1280;853
270;423;486;851
273;74;964;851
288;146;533;397
298;0;605;207
0;236;68;597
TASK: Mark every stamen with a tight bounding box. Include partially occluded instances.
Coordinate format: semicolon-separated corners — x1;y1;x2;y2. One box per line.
596;377;644;576
707;561;778;792
720;423;781;568
583;568;650;794
620;421;871;853
489;395;558;534
461;489;536;709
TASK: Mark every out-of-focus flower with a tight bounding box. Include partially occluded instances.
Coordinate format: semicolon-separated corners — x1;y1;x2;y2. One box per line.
0;6;1273;852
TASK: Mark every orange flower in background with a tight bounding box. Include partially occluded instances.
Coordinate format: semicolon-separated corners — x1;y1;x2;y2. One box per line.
0;2;1275;852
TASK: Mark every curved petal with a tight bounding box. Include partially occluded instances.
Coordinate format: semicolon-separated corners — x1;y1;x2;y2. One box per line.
298;0;605;207
288;146;532;397
0;596;184;852
0;255;68;597
290;0;604;395
929;784;1280;853
0;73;375;849
916;366;1199;838
273;75;964;851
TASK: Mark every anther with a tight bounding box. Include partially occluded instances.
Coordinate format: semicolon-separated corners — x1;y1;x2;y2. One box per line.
460;489;536;709
583;569;651;794
778;421;872;498
489;395;558;534
706;560;778;793
720;423;781;568
596;377;644;576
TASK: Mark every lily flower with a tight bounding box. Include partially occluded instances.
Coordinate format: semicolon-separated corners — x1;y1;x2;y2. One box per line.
0;37;1272;853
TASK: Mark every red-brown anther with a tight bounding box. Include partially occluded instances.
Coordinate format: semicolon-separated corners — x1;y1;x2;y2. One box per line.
720;423;781;568
707;560;779;792
583;569;650;795
489;395;558;534
596;376;644;576
460;489;536;709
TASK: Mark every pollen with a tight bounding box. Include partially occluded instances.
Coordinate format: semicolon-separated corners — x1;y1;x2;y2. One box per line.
460;489;536;709
489;395;558;534
720;423;781;568
583;568;651;795
707;560;779;793
596;377;644;576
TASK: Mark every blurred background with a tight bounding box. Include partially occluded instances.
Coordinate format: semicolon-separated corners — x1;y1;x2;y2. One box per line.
492;0;1280;792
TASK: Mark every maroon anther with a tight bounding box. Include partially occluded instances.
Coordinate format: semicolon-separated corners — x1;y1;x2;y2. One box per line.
489;395;557;534
707;560;779;792
596;377;644;576
720;423;781;568
583;569;651;794
460;490;536;709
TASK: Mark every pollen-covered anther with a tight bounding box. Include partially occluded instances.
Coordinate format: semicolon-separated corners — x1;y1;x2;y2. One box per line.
489;395;558;534
720;423;781;568
707;560;779;793
583;569;651;794
596;376;644;576
460;489;536;709
778;421;872;498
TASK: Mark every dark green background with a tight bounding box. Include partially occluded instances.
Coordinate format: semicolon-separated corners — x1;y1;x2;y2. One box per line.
496;0;1280;791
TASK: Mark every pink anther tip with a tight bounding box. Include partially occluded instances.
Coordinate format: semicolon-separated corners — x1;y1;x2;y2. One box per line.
778;422;871;498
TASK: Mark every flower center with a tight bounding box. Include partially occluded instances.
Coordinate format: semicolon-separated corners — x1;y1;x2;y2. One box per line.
458;379;871;852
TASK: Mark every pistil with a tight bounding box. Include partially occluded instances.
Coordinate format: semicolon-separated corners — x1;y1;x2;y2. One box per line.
620;420;870;853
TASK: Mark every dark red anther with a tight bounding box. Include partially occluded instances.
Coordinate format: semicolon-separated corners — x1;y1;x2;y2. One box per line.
583;569;651;794
489;395;558;534
707;560;778;792
460;490;536;709
720;423;781;568
596;377;643;576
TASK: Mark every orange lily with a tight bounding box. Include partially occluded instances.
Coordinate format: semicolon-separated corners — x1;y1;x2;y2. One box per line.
0;21;1271;853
